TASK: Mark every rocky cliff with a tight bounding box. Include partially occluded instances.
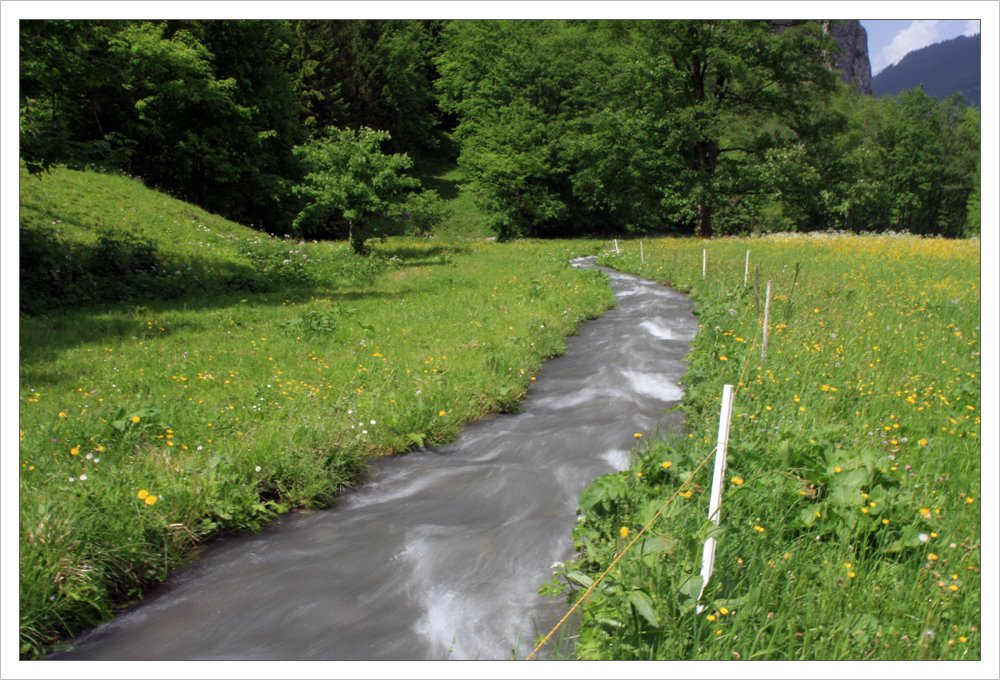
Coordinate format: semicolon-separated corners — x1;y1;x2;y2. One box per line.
772;19;873;95
823;20;873;95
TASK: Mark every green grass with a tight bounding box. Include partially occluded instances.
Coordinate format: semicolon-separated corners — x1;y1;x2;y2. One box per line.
411;154;493;241
545;234;981;660
17;166;613;658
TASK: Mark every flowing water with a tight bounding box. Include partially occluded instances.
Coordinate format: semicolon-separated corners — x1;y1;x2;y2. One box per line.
54;258;697;661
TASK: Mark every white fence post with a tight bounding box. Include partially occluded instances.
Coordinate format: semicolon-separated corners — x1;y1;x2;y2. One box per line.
614;239;620;254
702;248;706;280
695;384;735;614
743;250;749;287
640;240;644;263
761;280;772;359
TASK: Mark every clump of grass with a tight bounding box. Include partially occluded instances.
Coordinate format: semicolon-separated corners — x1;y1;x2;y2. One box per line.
547;234;980;661
17;167;612;658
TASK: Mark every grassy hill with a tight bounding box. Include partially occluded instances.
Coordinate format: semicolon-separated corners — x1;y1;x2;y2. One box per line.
17;166;611;657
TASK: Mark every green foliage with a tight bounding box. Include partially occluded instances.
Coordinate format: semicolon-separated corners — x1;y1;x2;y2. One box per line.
396;189;451;236
20;19;980;240
19;20;306;231
290;20;441;155
437;20;841;239
291;126;420;252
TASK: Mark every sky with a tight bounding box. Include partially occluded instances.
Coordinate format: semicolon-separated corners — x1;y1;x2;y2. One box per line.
863;19;982;75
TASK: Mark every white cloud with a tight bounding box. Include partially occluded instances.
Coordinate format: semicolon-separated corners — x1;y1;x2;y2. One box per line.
963;20;981;37
873;20;942;74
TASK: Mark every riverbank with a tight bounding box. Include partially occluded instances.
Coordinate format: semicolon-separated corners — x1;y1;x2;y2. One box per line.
557;234;982;661
17;167;615;658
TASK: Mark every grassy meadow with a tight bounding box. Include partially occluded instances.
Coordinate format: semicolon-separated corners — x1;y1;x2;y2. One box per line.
543;235;982;660
18;167;982;662
17;167;613;657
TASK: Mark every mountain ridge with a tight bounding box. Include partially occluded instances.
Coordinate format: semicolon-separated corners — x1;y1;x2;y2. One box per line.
872;33;980;105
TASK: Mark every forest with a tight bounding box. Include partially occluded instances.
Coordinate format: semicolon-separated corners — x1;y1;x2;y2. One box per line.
20;19;981;244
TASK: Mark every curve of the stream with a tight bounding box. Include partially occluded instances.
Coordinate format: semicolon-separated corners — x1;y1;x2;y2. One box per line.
54;257;697;661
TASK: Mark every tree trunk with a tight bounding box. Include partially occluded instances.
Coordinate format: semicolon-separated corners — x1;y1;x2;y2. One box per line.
697;201;713;238
694;139;719;238
349;220;367;255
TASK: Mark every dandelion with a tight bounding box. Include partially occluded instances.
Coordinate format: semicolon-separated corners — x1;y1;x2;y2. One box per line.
145;495;158;506
706;614;717;622
633;432;643;439
965;496;975;504
919;507;931;518
731;476;744;486
753;525;765;533
848;571;857;579
833;466;842;473
619;526;630;539
719;356;729;361
131;415;141;424
918;438;929;446
679;489;693;498
70;445;80;456
58;411;67;418
661;461;673;470
137;489;150;500
438;410;447;417
928;553;939;561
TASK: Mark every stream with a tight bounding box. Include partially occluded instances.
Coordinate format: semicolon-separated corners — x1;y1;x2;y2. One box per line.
54;257;697;661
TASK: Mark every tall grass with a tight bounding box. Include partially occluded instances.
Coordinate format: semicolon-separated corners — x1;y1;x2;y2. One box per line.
546;234;981;660
17;167;613;657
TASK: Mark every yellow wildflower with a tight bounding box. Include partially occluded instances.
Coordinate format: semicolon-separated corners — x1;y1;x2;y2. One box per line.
618;526;630;539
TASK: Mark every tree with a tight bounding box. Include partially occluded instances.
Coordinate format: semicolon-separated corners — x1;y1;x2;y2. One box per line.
290;20;440;156
633;20;838;237
398;189;450;236
292;127;419;253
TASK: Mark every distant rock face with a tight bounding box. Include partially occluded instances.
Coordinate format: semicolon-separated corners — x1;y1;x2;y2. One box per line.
823;20;873;94
772;19;873;95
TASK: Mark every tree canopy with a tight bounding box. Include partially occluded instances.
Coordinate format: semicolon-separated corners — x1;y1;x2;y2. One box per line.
20;19;981;240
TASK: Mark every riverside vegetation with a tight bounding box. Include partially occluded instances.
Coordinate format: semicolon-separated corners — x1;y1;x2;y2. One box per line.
17;166;614;657
541;236;981;660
